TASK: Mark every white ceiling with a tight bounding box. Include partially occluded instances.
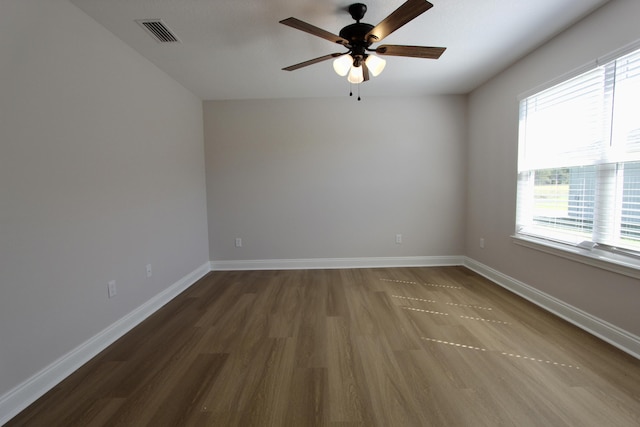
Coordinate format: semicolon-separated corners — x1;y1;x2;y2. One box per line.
69;0;608;100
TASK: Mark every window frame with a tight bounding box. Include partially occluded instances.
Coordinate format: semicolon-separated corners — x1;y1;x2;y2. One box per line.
514;40;640;278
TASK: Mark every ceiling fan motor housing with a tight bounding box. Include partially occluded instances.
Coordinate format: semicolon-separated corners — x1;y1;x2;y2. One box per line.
339;22;375;56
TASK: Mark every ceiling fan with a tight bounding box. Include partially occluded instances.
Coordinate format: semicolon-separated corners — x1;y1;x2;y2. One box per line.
280;0;446;85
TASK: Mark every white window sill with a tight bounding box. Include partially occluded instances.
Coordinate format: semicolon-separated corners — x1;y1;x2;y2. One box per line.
512;234;640;280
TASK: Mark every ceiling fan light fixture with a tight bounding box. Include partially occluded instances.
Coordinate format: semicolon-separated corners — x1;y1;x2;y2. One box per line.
347;65;364;84
365;54;386;77
333;54;353;76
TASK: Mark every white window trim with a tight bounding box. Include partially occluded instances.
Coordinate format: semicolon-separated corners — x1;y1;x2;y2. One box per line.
512;233;640;280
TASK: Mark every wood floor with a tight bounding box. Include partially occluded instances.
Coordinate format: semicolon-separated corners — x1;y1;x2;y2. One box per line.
7;267;640;426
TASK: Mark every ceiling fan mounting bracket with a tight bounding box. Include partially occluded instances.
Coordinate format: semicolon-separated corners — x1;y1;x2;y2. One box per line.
348;3;368;22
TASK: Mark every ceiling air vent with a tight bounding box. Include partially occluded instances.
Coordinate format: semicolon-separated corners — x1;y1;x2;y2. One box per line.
136;19;180;43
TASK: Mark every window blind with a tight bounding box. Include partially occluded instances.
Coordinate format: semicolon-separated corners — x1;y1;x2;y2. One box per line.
517;46;640;254
610;48;640;163
518;67;608;171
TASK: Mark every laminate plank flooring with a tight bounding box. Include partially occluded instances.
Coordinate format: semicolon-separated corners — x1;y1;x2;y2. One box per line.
7;267;640;426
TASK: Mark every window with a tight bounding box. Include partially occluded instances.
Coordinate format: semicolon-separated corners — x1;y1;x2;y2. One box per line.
516;45;640;266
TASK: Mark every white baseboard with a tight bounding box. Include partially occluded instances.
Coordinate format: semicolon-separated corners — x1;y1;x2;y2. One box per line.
0;262;211;426
210;255;464;271
463;257;640;360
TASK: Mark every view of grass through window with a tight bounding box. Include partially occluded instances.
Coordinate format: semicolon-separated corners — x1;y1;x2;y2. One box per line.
532;167;594;239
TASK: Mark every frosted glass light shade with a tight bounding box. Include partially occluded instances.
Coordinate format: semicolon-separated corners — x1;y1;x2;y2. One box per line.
365;55;386;77
347;65;364;84
333;54;353;76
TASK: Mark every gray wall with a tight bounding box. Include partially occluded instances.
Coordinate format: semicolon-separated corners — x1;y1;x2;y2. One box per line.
466;0;640;336
204;96;467;261
0;0;209;397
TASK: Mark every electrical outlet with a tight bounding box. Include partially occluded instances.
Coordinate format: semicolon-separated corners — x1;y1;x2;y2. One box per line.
146;264;152;278
396;234;402;244
107;280;117;298
480;238;485;249
235;237;242;247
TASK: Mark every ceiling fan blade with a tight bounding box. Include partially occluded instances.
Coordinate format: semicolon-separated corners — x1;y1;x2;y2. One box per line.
375;44;446;59
280;17;349;46
282;53;344;71
365;0;433;43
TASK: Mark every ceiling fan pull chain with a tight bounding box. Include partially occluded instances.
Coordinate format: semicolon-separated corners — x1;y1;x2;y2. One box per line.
357;83;361;101
350;82;353;97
